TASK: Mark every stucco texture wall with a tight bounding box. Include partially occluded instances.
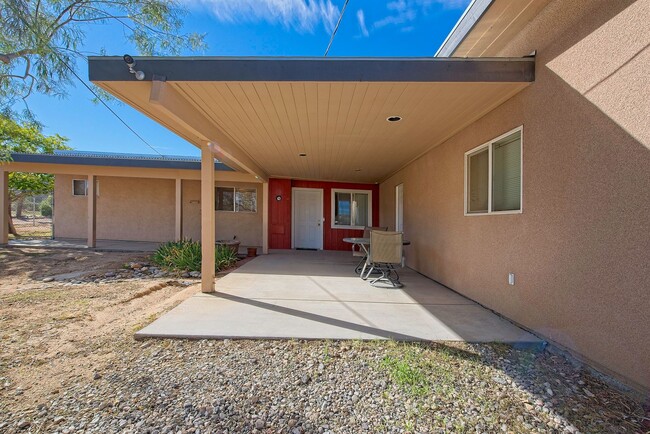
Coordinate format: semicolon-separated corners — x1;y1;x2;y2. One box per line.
182;180;263;249
55;175;175;242
53;174;88;239
380;0;649;391
55;176;263;249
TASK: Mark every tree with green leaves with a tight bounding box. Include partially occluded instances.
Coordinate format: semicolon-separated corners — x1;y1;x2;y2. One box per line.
1;114;70;235
1;0;205;118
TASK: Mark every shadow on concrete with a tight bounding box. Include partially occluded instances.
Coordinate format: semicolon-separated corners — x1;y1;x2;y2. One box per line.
209;291;424;341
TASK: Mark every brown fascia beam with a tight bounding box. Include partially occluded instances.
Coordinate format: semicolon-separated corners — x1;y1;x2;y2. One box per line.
148;78;269;182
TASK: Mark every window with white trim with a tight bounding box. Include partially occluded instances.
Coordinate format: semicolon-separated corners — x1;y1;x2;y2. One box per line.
465;127;522;215
72;179;87;196
332;189;371;229
215;186;257;212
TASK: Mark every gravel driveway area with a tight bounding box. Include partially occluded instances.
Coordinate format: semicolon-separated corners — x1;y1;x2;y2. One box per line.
0;248;647;433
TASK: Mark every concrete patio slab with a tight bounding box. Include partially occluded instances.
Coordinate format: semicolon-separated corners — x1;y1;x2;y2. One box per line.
137;250;542;345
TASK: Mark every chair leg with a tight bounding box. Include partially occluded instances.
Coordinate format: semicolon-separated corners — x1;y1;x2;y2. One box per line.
369;263;403;288
354;256;366;274
361;262;373;280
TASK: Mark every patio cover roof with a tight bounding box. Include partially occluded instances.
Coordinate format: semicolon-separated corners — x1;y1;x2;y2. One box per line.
436;0;552;58
88;56;534;183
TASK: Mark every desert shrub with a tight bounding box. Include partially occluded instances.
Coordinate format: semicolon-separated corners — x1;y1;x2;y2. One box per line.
215;244;239;271
39;197;53;217
152;239;238;272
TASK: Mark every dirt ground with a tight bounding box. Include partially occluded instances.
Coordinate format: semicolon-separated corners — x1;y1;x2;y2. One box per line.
0;247;201;411
0;247;647;433
9;216;53;238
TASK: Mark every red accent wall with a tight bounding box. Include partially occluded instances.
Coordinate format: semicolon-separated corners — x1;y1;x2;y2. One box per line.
268;178;379;251
268;178;292;249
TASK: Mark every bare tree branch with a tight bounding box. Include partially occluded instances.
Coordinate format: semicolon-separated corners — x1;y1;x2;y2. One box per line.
0;50;35;64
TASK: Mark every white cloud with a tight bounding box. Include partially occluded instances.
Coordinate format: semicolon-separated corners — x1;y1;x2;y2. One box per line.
374;0;469;30
185;0;340;33
415;0;470;10
357;9;369;37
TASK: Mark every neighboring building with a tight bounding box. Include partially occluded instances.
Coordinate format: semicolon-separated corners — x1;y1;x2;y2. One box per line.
1;0;648;393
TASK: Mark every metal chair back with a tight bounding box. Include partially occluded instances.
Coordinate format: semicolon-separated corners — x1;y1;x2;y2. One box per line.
369;231;403;264
363;226;388;238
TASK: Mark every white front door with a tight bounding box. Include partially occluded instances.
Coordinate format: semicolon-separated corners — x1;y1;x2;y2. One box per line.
396;183;404;232
293;188;323;250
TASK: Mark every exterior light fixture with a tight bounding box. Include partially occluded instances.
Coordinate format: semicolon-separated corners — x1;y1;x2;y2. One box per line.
386;116;402;122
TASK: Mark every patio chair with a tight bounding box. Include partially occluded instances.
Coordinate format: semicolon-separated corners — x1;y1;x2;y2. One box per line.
364;230;404;288
353;226;388;275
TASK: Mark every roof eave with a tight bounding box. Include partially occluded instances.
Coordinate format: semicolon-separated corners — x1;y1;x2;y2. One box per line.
88;56;535;84
9;153;233;171
435;0;494;58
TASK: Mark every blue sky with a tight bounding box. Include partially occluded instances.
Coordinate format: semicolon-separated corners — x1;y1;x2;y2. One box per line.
26;0;470;157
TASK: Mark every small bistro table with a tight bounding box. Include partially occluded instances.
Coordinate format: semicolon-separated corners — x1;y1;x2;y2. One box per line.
342;237;411;279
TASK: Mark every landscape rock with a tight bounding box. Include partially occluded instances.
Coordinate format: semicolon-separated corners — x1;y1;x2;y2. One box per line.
0;250;644;434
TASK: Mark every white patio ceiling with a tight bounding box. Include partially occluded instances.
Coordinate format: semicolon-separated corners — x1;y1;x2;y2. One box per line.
90;57;534;183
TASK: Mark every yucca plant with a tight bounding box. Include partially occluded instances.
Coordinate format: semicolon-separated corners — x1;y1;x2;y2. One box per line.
215;245;239;272
152;239;238;272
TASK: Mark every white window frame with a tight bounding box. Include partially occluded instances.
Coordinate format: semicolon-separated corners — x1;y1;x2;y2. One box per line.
464;125;523;216
215;186;258;213
331;188;373;230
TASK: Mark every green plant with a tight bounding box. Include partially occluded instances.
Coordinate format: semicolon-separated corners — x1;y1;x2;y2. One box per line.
382;354;430;396
215;244;239;272
1;1;206;121
40;197;52;217
151;239;238;272
380;344;431;396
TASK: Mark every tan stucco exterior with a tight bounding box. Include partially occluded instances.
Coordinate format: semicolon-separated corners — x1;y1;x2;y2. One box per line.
181;180;263;247
53;172;264;250
380;0;649;391
55;175;175;242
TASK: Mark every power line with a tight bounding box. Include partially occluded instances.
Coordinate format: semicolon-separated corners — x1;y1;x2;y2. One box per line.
63;63;165;157
13;10;165;157
324;0;350;56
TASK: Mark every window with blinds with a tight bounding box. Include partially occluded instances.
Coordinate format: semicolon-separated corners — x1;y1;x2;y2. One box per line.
465;127;522;215
492;131;521;212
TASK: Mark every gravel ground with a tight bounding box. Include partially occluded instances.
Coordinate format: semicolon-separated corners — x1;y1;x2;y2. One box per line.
1;339;646;434
0;248;647;433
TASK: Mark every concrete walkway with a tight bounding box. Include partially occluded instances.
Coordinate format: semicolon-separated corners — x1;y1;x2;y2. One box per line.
8;238;160;252
137;250;541;344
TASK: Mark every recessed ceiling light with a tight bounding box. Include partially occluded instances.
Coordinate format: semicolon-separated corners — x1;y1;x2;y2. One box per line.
299;153;307;157
386;116;402;122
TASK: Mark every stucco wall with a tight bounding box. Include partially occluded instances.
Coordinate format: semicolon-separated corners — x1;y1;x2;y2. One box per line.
54;176;263;248
55;175;175;242
182;180;263;249
54;174;88;239
380;0;649;391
